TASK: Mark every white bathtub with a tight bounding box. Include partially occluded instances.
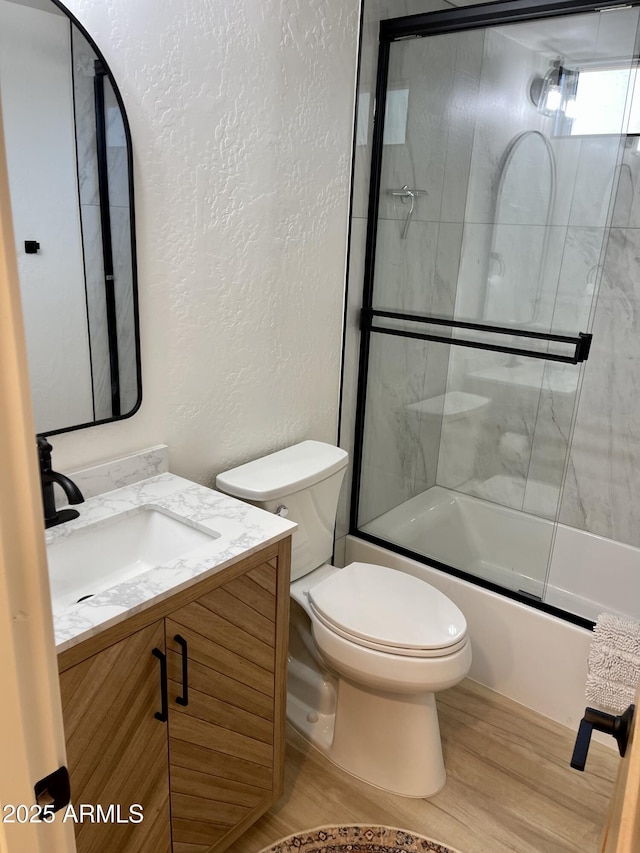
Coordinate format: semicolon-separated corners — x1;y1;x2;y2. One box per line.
340;485;639;737
360;485;640;623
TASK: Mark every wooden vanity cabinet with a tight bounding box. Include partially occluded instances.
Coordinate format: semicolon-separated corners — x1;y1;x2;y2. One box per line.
166;560;282;851
58;540;290;853
59;619;172;853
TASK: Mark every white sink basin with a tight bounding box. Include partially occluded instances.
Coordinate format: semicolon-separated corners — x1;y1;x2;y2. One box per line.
47;507;220;614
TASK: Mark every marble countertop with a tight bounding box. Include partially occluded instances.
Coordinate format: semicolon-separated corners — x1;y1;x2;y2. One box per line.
48;473;296;653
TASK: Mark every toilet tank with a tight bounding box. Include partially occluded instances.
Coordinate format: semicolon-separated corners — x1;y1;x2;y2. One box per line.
216;441;348;581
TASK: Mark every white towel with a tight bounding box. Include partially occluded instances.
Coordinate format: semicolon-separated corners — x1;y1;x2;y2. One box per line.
585;612;640;714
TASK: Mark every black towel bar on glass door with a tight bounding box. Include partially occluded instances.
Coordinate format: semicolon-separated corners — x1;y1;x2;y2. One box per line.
360;309;592;365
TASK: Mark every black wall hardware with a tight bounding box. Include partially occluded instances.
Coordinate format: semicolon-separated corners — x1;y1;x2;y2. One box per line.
24;240;40;254
380;0;640;41
571;704;635;770
152;647;168;722
174;634;189;706
34;765;71;813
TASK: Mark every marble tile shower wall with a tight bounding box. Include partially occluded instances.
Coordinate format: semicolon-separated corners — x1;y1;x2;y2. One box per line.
353;20;555;526
445;11;640;543
337;0;453;537
559;219;640;547
439;27;564;517
72;30;109;420
72;29;137;419
340;0;640;553
358;10;483;525
553;5;640;546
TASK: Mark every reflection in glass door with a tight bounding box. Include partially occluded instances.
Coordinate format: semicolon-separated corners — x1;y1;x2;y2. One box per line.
351;0;640;617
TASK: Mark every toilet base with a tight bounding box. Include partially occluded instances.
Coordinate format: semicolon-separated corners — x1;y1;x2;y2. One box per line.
287;676;446;798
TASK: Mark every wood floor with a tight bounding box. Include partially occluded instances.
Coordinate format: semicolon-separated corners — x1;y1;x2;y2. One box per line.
234;679;618;853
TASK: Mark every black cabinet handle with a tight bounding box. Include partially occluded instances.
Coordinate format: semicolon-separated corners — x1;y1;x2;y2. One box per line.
174;634;189;706
571;704;635;771
152;647;168;722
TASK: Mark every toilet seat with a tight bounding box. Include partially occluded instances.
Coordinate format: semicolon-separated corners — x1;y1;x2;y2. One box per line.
307;562;468;659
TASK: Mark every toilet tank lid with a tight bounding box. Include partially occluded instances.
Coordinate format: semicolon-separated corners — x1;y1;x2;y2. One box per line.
216;440;348;501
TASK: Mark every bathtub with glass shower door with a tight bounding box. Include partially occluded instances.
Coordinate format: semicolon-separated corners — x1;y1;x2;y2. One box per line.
350;0;640;627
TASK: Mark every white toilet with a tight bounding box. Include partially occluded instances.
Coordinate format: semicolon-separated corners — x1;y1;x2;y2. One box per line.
216;440;471;798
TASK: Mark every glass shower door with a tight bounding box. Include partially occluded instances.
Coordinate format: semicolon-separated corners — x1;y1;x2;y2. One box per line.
352;0;640;609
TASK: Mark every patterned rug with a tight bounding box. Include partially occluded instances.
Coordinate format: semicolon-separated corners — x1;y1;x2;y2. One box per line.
257;824;462;852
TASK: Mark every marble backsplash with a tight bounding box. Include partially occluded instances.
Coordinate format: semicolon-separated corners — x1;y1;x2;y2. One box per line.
55;444;169;502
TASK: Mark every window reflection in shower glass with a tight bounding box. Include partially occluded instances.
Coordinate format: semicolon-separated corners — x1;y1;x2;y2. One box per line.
383;88;409;145
559;66;640;136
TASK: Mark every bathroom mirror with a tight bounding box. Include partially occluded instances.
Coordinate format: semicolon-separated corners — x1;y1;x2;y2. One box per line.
483;130;555;326
0;0;141;435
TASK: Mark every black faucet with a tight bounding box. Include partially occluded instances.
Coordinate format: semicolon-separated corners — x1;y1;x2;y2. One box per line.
37;435;84;529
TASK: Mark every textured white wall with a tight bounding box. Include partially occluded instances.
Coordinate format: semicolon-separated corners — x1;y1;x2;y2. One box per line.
50;0;359;484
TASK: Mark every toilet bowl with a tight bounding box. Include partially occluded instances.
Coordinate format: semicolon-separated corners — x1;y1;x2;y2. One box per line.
290;561;470;796
216;441;472;797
